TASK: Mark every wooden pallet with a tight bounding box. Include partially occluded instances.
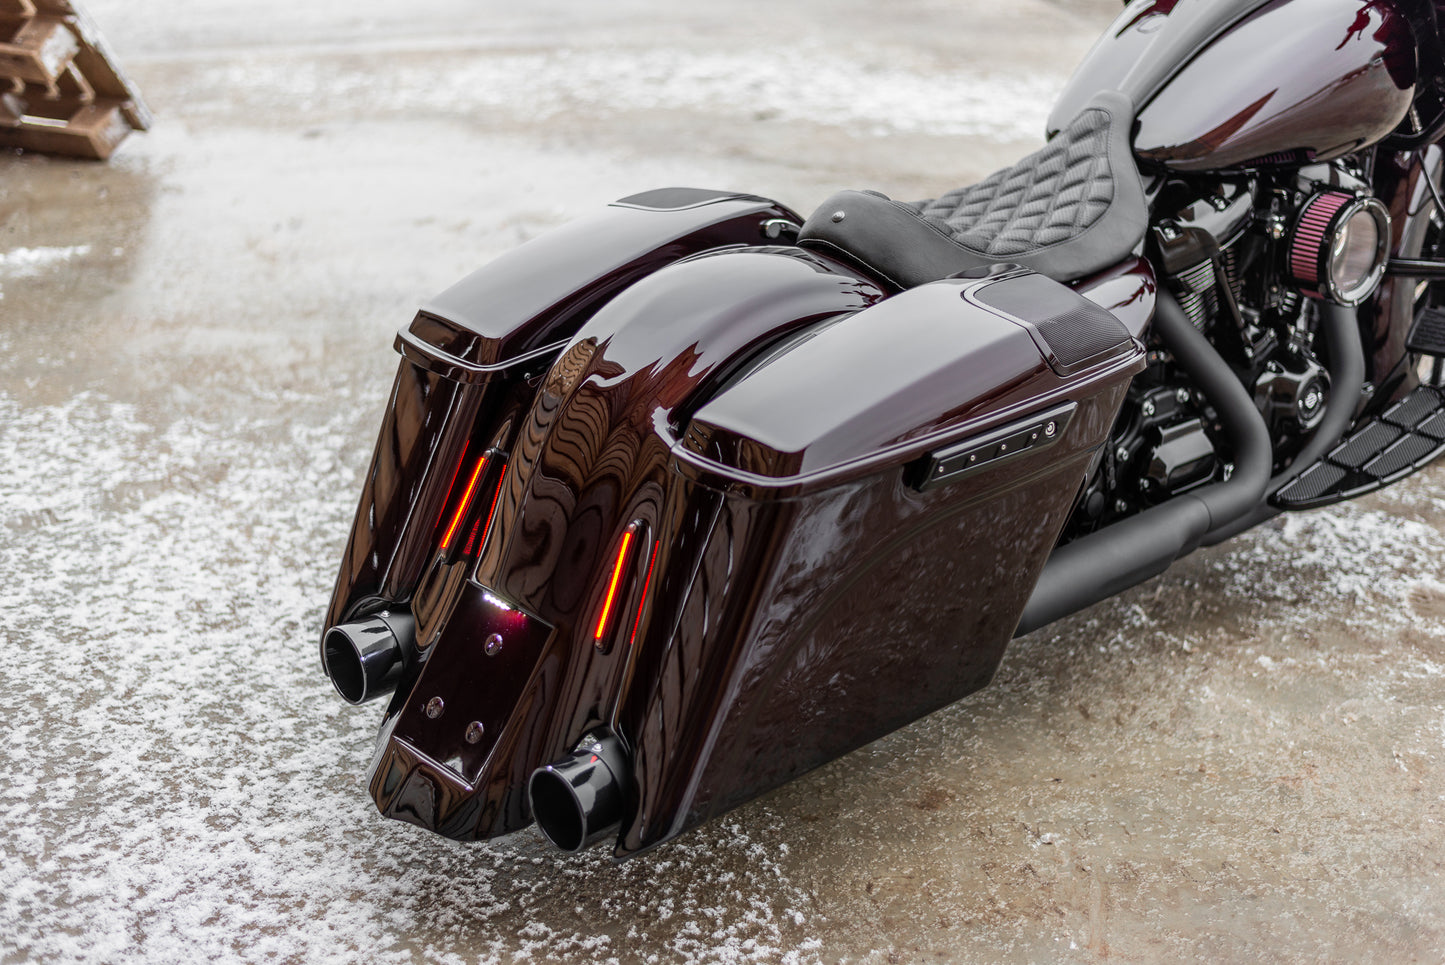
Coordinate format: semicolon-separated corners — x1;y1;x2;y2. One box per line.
0;0;148;159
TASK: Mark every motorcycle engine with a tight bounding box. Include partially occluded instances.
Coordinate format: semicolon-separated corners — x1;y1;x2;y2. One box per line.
1065;158;1378;537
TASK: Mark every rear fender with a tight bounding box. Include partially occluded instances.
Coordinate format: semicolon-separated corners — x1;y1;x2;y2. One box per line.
324;190;802;634
365;246;886;840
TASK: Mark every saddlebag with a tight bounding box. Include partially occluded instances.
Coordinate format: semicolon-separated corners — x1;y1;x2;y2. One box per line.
611;265;1146;855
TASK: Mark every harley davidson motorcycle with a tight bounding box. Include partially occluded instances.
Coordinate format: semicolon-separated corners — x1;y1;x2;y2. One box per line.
319;0;1445;858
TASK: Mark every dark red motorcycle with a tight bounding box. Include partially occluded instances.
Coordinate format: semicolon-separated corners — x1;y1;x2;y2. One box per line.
319;0;1445;858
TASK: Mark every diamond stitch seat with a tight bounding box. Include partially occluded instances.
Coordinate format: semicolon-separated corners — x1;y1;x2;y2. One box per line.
797;90;1148;288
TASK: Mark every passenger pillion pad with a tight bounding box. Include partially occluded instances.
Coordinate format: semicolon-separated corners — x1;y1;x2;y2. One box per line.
798;90;1148;288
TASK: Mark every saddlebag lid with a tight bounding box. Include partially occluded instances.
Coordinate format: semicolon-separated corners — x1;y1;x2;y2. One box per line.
674;267;1144;497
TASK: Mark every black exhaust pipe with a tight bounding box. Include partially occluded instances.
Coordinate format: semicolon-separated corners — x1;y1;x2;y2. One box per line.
321;609;416;705
1015;289;1273;636
1199;301;1365;546
528;731;630;853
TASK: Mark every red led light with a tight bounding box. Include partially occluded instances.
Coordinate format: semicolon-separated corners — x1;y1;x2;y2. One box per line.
594;530;635;641
432;442;469;531
628;541;660;647
480;464;508;547
439;455;488;551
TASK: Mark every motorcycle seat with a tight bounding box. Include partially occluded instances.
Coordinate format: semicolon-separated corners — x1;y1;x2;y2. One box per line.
797;90;1148;288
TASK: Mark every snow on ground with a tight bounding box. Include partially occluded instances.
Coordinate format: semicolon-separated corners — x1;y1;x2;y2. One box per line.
3;1;1444;957
3;381;1442;963
0;246;92;301
187;43;1066;143
0;391;819;964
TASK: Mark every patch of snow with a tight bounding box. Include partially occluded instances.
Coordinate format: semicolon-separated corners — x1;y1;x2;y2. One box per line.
195;44;1065;143
1208;504;1445;629
0;391;822;964
0;245;92;277
0;245;92;300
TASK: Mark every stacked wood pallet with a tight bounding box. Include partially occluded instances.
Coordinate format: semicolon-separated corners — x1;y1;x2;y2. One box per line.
0;0;149;159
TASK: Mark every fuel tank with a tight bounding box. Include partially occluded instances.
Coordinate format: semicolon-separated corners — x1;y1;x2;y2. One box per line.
1050;0;1418;172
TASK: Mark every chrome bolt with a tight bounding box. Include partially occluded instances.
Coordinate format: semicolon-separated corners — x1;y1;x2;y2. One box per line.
1044;421;1057;437
1175;388;1190;404
465;721;485;744
1141;399;1156;417
1115;446;1130;462
830;210;846;223
425;697;444;719
1114;499;1129;513
484;633;503;656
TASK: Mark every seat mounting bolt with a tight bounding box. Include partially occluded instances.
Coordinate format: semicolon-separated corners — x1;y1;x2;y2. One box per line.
830;211;846;223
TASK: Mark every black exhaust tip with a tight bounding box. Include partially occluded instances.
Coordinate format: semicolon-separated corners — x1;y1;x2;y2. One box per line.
321;609;416;705
528;731;630;852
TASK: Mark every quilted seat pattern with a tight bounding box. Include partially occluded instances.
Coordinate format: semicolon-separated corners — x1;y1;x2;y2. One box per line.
905;107;1115;257
797;90;1146;287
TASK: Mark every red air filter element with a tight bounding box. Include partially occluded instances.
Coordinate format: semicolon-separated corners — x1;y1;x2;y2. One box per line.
1287;190;1390;306
1288;191;1351;295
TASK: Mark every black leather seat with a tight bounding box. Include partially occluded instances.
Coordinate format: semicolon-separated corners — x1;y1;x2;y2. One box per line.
797;90;1148;288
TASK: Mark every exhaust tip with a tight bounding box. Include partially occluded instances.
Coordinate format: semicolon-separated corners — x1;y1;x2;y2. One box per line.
528;731;629;853
321;610;415;705
529;766;589;852
321;625;369;704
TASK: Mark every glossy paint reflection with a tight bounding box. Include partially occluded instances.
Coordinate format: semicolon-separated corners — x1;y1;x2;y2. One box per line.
326;194;802;633
612;276;1142;856
1133;0;1416;169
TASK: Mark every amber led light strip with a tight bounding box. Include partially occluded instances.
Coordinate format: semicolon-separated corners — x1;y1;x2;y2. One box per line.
628;541;661;646
439;454;489;551
594;530;636;640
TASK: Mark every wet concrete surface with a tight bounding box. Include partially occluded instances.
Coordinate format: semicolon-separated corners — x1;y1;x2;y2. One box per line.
2;1;1444;962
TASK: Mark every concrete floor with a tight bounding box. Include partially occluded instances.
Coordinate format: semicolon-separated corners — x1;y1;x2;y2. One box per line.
3;2;1445;962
